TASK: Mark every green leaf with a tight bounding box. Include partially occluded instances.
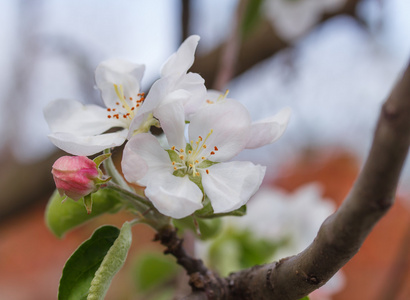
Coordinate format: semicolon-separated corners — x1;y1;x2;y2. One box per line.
298;297;310;300
173;216;222;240
87;222;132;300
241;0;264;36
45;188;123;238
133;252;179;292
196;203;247;218
83;194;93;215
58;225;120;300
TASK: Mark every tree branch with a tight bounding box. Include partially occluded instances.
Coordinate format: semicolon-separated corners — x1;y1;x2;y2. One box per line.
174;61;410;299
226;62;410;299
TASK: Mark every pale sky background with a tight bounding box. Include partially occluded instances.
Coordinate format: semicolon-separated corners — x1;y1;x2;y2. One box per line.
0;0;409;188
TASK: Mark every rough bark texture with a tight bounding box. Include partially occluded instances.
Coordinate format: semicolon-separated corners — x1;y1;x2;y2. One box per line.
167;62;410;299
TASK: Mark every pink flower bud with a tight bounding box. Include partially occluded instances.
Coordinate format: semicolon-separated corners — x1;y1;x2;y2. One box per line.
52;156;100;201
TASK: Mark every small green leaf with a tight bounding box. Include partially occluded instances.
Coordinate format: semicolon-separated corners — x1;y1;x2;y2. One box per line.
298;297;310;300
58;225;120;300
87;222;132;300
133;252;179;292
83;194;93;215
196;203;247;218
241;0;264;36
173;216;222;240
45;189;123;238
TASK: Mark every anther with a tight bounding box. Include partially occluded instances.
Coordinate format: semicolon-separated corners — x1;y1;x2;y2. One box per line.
206;170;209;174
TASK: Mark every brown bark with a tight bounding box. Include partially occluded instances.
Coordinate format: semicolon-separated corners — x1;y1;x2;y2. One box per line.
168;61;410;299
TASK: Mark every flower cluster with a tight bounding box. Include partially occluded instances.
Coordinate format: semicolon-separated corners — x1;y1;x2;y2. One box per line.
45;35;291;219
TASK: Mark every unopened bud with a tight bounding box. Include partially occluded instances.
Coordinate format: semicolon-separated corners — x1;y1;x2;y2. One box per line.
52;155;110;201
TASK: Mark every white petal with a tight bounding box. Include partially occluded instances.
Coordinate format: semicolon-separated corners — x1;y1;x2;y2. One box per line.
44;99;125;135
245;107;291;149
122;133;173;186
189;99;251;161
145;174;203;219
161;35;200;78
48;130;128;156
177;72;207;118
95;58;145;109
137;76;173;117
154;102;186;150
201;161;266;213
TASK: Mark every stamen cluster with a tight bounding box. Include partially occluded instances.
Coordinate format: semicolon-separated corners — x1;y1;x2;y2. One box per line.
106;84;145;120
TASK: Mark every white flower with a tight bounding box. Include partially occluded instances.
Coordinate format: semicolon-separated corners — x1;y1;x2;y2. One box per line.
44;35;206;156
122;99;266;219
205;90;291;149
44;59;147;156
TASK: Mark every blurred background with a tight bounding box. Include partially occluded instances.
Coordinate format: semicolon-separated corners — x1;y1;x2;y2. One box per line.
0;0;409;299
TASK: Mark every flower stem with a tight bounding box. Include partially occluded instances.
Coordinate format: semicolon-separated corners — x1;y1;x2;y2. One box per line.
103;148;133;192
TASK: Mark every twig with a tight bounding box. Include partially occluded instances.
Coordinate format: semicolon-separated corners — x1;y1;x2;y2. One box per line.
155;226;228;299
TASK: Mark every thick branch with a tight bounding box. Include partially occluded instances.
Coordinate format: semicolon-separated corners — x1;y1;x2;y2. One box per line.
227;63;410;299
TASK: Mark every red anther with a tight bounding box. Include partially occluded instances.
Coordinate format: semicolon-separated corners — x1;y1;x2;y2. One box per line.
107;115;112;118
112;108;116;111
210;151;215;155
214;146;218;151
116;102;120;105
131;107;135;110
107;108;111;112
206;170;209;174
129;97;133;100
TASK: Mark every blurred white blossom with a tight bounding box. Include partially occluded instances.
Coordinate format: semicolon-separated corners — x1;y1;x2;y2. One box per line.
264;0;346;41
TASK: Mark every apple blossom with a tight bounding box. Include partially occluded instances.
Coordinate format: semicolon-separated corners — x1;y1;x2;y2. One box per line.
122;99;266;219
44;35;206;156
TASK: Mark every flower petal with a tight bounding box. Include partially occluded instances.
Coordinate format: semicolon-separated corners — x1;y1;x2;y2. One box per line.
154;102;186;150
177;72;207;119
246;107;291;149
189;99;251;161
44;99;125;135
200;161;266;213
95;58;145;109
122;133;173;186
48;130;128;156
145;174;203;219
161;35;200;78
